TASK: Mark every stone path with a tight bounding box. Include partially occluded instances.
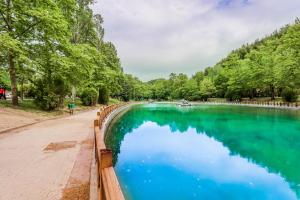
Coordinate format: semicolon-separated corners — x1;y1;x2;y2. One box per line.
0;109;97;200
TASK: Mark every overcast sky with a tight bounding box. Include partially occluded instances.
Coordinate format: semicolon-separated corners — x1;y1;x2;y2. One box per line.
91;0;300;81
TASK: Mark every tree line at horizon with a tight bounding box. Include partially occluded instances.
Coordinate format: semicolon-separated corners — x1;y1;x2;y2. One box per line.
134;19;300;102
1;0;299;111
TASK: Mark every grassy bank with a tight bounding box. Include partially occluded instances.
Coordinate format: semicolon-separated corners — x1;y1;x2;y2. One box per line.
0;98;96;117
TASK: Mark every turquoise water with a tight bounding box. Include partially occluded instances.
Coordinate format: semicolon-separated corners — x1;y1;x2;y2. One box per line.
106;104;300;200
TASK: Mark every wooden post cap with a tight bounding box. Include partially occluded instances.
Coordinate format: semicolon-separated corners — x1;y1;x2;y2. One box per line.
94;119;99;127
100;149;113;169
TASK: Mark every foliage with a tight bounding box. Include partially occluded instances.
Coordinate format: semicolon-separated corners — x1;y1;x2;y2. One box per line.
199;78;216;101
0;0;135;108
34;76;70;111
98;86;110;105
0;69;10;89
80;88;98;106
281;88;298;102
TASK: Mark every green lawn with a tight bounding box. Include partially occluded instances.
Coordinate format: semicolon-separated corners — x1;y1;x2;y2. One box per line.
0;99;40;111
0;98;100;116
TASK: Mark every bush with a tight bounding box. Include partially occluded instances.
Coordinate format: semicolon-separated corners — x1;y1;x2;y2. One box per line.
281;88;298;102
225;90;242;102
98;86;109;105
18;84;36;98
81;88;98;106
34;76;70;111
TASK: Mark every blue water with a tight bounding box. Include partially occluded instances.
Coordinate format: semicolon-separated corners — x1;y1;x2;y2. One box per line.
106;104;300;200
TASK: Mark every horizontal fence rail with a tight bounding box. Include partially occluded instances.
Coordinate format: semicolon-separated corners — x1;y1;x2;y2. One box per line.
195;100;299;109
94;103;129;200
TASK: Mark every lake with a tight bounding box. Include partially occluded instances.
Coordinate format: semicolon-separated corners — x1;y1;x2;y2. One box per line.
106;103;300;200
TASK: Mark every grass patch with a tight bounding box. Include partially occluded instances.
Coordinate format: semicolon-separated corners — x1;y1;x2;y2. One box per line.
108;98;122;105
0;99;40;112
0;98;101;117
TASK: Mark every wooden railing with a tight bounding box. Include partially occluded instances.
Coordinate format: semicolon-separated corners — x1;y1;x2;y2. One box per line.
198;101;299;109
94;104;128;200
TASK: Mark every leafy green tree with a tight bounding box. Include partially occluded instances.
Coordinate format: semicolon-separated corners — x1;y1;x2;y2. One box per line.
275;21;300;90
0;0;75;106
169;73;188;99
199;78;216;101
192;72;204;86
81;87;98;106
148;79;170;100
181;79;200;101
34;76;70;110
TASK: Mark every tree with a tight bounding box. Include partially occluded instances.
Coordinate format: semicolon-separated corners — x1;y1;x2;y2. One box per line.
169;73;188;99
275;22;300;90
0;0;75;106
81;87;98;106
181;79;200;101
192;72;204;86
34;75;70;110
199;78;216;101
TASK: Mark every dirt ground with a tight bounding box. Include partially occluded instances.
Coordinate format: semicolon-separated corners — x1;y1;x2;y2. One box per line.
0;107;49;132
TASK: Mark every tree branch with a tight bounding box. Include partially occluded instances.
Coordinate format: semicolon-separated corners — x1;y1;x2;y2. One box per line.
0;11;10;30
17;20;42;39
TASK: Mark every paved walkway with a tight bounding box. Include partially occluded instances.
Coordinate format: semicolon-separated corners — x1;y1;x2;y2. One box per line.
0;109;97;200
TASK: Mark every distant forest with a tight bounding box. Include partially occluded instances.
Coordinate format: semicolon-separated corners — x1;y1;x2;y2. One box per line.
142;19;300;102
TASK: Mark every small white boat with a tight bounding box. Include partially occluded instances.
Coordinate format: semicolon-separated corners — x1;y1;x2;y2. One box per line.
177;100;192;107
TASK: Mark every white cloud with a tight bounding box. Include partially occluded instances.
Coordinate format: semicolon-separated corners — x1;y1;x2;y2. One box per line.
92;0;300;80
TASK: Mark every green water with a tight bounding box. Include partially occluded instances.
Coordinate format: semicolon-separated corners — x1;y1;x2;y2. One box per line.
106;103;300;200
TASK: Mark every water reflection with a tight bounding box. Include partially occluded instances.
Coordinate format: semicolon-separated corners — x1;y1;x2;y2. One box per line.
106;104;300;199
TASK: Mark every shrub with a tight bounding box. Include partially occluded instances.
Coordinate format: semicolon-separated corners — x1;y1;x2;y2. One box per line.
34;76;70;111
225;90;242;101
81;88;98;106
225;89;242;101
281;88;298;102
25;84;37;98
18;84;36;98
98;86;110;105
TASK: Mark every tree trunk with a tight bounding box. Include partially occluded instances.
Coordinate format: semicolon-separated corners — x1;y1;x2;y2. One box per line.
6;0;18;105
8;50;18;106
21;79;24;100
270;85;275;101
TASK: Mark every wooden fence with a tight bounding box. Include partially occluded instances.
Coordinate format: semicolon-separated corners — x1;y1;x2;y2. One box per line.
94;104;128;200
198;101;298;108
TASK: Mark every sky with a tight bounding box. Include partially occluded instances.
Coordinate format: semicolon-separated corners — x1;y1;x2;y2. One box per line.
91;0;300;81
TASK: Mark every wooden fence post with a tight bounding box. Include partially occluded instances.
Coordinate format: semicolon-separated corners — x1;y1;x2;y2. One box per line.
94;119;99;127
99;149;113;200
100;149;113;169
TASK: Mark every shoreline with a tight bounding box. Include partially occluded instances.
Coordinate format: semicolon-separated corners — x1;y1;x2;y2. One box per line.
153;101;300;111
192;102;300;111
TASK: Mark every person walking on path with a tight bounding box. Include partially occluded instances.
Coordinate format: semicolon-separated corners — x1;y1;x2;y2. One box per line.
68;102;75;115
0;85;6;100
